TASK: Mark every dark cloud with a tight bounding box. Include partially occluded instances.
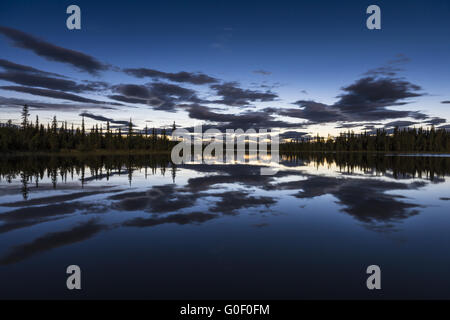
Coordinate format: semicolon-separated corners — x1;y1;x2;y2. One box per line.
422;117;446;126
280;131;309;140
108;167;279;217
124;68;218;85
149;82;202;106
79;112;134;126
0;59;65;78
0;199;108;236
114;84;152;99
178;164;275;193
269;175;425;231
335;122;382;129
0;202;105;223
0;86;122;105
0;71;103;93
364;66;403;77
110;185;200;213
113;82;204;111
277;76;426;124
0;190;115;207
0;217;65;235
384;120;418;128
377;118;447;130
183;103;302;130
209;191;276;214
326;180;423;225
337;76;422;112
277;100;344;123
123;212;218;227
252;223;269;228
363;55;409;77
0;26;109;75
210;82;278;106
107;94;149;105
388;54;411;65
253;70;272;76
0;96;117;111
0;219;108;265
441;101;450;104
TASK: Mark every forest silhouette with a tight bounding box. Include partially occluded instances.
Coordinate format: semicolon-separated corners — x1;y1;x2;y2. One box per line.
0;105;175;152
1;105;450;153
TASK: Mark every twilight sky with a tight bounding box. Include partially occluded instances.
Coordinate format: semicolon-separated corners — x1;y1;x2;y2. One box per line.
0;0;449;137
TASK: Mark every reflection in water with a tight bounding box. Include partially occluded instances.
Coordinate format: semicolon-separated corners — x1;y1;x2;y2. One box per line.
0;219;108;265
0;153;450;298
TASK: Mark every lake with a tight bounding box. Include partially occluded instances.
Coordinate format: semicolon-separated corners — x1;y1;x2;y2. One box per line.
0;153;449;299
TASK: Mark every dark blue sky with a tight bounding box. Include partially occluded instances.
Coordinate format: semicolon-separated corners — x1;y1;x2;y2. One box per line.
0;0;449;135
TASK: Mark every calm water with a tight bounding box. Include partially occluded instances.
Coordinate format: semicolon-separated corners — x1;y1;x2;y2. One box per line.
0;153;449;299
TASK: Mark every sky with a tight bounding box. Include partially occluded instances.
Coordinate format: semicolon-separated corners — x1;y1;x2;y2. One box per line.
0;0;449;138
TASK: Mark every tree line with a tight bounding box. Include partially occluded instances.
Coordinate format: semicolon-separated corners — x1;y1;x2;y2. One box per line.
281;127;450;153
1;105;449;153
0;105;176;152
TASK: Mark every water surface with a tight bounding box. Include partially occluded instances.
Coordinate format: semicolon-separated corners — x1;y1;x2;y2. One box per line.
0;153;449;299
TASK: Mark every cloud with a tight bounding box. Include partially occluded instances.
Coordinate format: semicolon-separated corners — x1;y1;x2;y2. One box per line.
388;54;410;65
0;198;109;235
0;96;117;111
123;212;218;227
0;59;66;78
253;70;272;76
183;103;302;130
107;95;149;105
441;101;450;104
276;76;426;124
363;65;403;77
276;100;344;123
124;68;218;85
79;112;133;126
114;84;152;99
268;174;425;231
109;172;278;217
422;117;446;126
337;76;422;112
0;202;90;223
334;122;382;129
113;82;204;111
0;219;108;265
0;26;109;75
0;190;115;207
110;185;200;213
177;164;276;194
384;120;419;128
0;86;122;105
210;82;278;106
209;191;276;214
0;71;105;93
363;55;409;77
280;131;309;140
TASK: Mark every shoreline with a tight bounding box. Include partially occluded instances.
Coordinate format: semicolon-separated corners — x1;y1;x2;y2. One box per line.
1;150;450;157
0;150;172;157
